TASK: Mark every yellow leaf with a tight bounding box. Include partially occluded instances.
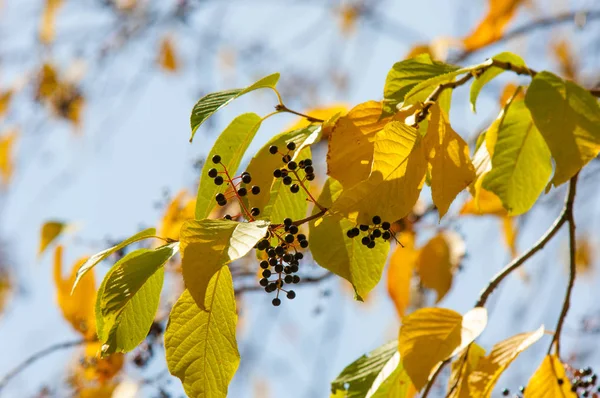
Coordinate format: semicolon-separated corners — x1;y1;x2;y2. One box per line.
406;44;433;59
551;39;578;81
524;355;576;398
331;121;428;224
575;236;593;274
36;63;59;100
0;269;13;318
53;246;96;339
461;180;507;216
462;0;526;51
39;220;66;256
399;307;488;390
468;326;545;397
502;216;518;258
416;234;453;302
424;104;475;218
338;4;360;35
39;0;63;44
115;0;137;12
81;342;124;384
387;232;417;318
447;343;486;398
0;129;17;186
159;190;195;241
0;90;13;118
158;36;179;72
286;103;349;133
327;101;391;189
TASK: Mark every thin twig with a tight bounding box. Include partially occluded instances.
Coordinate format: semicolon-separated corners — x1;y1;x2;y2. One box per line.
0;339;93;393
421;359;450;398
550;174;579;356
274;104;325;123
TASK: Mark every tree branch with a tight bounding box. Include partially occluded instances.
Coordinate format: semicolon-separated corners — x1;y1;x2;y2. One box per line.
0;339;93;393
550;174;579;356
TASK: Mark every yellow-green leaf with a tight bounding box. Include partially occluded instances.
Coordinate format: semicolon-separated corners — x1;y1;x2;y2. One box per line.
399;307;488;390
180;219;269;309
190;73;279;141
468;326;545;398
72;228;157;293
387;232;417;318
39;220;67;256
96;243;179;355
165;268;239;398
470;52;526;113
331;122;427;224
368;351;416;398
416;234;453;302
482;100;552;215
525;71;600;186
195;113;262;219
0;129;18;186
447;343;486;398
310;178;390;300
424;104;475;218
524;355;576;398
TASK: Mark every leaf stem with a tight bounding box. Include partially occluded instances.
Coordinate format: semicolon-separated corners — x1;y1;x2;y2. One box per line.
275;104;325;123
291;169;326;211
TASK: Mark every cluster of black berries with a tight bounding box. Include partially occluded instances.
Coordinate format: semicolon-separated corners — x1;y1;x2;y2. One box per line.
270;142;315;194
346;216;393;248
500;386;525;397
255;217;309;306
567;366;598;396
208;154;261;217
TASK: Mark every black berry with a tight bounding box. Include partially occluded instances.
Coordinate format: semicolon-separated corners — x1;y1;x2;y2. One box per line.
224;214;232;220
241;173;252;184
237;187;247;196
304;159;312;166
299;240;309;248
347;229;355;238
287;290;296;299
282;154;291;163
251;186;260;195
372;229;382;238
381;221;391;230
306;174;315;181
212;154;221;164
251;207;260;217
382;231;391;240
361;237;371;246
283;176;293;185
216;193;226;202
273;169;282;178
297;234;306;241
272;298;281;306
367;241;376;249
290;184;300;193
304;166;314;174
288;161;297;170
260;260;269;269
285;234;295;243
284;218;293;227
259;278;269;287
284;275;293;283
287;142;296;151
269;258;278;266
208;168;218;178
372;215;381;224
275;246;285;256
257;240;269;250
214;176;224;185
298;160;305;168
294;252;303;260
283;253;293;263
293;275;300;283
501;388;509;396
291;264;299;272
217;199;227;207
262;269;272;278
267;248;276;258
359;224;369;231
275;264;283;273
269;145;278;154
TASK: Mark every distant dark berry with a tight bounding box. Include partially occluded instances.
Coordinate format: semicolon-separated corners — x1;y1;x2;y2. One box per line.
214;176;224;185
259;278;269;287
251;186;260;195
306;173;315;181
372;229;382;238
287;142;296;151
267;248;276;258
287;290;296;299
382;231;391;240
283;176;293;185
284;275;293;283
282;154;291;163
269;258;278;267
361;237;371;246
571;385;577;392
272;298;281;306
285;234;295;243
269;145;278;154
257;240;269;250
260;260;269;269
501;388;509;396
284;266;292;274
304;166;314;174
297;234;307;242
291;264;299;272
224;214;232;220
582;392;589;397
381;221;391;230
372;215;381;224
212;154;221;164
208;168;218;178
237;187;247;196
275;264;284;273
293;275;300;283
251;207;260;216
295;252;303;260
359;224;369;231
262;269;272;278
273;169;282;178
216;193;226;202
290;184;300;193
299;240;309;248
283;218;293;227
288;161;297;170
518;386;525;393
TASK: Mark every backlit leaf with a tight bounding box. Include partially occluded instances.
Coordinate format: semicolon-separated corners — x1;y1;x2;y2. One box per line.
525;71;600;186
387;232;417;318
423;104;475;218
39;220;66;256
399;307;487;390
54;246;96;339
72;228;157;293
165;268;239;398
470;52;526;113
331;122;427;225
0;90;13;117
383;54;458;115
158;35;179;72
36;63;59;100
0;129;17;186
462;0;526;51
330;340;398;398
159;190;195;241
190;74;279;140
39;0;63;44
180;219;269;309
286;104;348;132
468;326;545;398
195;113;262;219
310;178;390;300
367;352;415;398
96;243;179;355
416;234;453;302
524;355;575;398
447;343;486;398
483;100;552;215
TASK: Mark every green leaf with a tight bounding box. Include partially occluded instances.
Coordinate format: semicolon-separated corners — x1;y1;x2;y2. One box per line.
180;219;269;309
165;267;239;398
310;178;390;299
526;71;600;186
368;352;413;398
383;54;459;115
243;125;317;220
330;340;399;398
195;113;263;219
96;242;179;355
482;100;552;215
470;52;526;113
72;228;157;294
189;73;279;141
